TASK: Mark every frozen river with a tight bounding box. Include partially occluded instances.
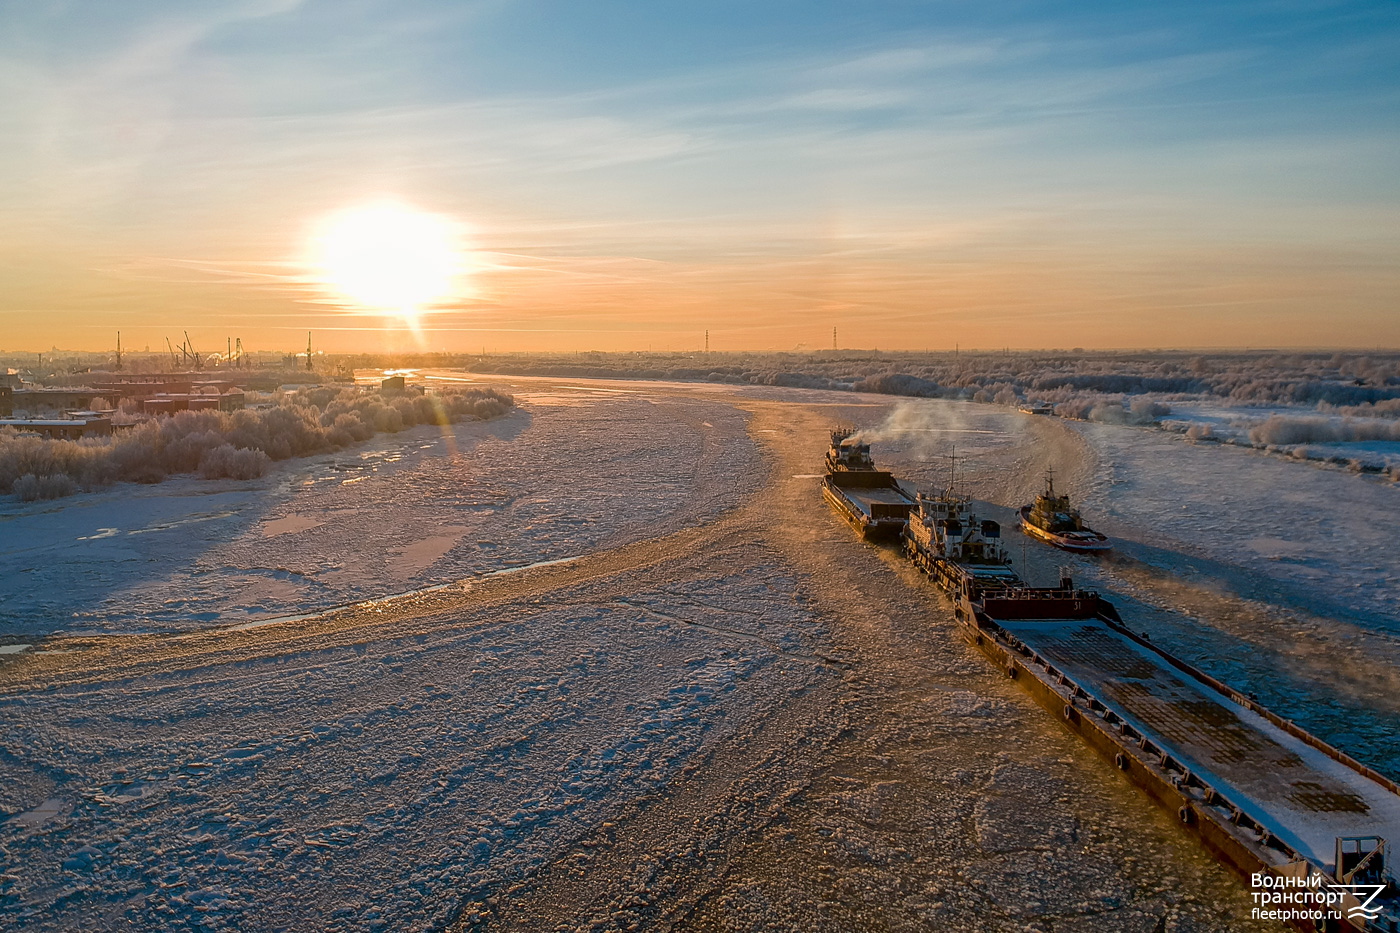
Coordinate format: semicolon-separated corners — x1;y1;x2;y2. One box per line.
4;376;1395;931
0;384;756;638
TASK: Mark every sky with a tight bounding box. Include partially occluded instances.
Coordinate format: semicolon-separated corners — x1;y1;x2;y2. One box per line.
1;0;1398;354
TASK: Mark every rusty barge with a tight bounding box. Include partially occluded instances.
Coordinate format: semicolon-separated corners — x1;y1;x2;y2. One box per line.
821;429;916;540
887;472;1400;931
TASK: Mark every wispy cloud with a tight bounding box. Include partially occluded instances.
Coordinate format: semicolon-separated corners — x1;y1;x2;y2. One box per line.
1;1;1398;350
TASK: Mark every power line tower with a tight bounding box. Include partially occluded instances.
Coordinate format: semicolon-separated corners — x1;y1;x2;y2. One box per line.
306;331;313;372
115;331;122;371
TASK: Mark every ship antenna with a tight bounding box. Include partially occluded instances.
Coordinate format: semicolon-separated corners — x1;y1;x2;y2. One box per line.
947;443;956;497
1045;466;1055;496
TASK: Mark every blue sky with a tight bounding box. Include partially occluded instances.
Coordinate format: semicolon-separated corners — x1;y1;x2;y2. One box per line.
1;0;1397;350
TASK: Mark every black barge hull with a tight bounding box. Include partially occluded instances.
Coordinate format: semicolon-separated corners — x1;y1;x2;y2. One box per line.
901;524;1398;932
822;470;915;541
952;591;1399;933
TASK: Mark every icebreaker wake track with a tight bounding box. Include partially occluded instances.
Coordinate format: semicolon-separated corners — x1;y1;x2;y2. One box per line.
0;383;1275;932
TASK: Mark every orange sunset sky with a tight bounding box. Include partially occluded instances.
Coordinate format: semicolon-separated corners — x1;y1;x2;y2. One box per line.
2;1;1398;354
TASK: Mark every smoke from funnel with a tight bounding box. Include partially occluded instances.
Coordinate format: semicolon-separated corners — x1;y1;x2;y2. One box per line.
850;400;972;461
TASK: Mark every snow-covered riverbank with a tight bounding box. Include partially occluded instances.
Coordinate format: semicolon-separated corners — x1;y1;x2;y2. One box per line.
7;377;1389;931
0;384;757;641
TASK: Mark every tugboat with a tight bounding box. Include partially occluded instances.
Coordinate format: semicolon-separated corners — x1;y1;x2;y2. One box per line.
825;427;876;472
905;487;1021;594
822;428;915;540
904;449;1022;592
883;451;1400;931
1018;470;1111;552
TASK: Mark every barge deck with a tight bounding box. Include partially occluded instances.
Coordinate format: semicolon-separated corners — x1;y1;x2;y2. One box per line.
966;605;1400;932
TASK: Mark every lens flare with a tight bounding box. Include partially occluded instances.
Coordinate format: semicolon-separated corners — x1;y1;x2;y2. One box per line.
311;202;462;323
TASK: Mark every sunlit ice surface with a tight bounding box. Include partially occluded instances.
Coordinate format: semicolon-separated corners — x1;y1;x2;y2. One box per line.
309;202;466;327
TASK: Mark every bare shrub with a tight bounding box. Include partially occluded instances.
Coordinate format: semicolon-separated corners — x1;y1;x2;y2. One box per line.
1129;396;1172;421
1088;401;1134;425
198;444;270;480
1055;397;1095;421
1247;415;1400;447
0;386;514;495
13;473;78;501
853;373;944;397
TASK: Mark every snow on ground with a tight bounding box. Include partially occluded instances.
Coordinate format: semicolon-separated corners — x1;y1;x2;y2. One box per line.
0;385;756;640
803;395;1400;778
0;545;824;931
1163;402;1400;470
0;378;1368;931
1071;417;1400;629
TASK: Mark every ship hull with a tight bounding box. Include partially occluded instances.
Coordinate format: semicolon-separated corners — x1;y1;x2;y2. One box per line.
955;616;1313;927
822;483;908;540
904;507;1395;931
952;602;1393;933
823;472;914;542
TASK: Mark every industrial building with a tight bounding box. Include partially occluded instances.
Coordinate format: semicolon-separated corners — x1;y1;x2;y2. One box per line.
0;416;112;439
141;388;246;414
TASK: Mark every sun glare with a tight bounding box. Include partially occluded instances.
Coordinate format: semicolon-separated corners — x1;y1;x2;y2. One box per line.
311;203;462;321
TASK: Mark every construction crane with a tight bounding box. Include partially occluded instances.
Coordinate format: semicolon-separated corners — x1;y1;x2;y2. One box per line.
184;331;203;371
166;337;179;369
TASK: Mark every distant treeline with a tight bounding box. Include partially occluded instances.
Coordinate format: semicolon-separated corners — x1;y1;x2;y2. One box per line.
476;350;1400;416
1;386;514;501
476;351;1400;475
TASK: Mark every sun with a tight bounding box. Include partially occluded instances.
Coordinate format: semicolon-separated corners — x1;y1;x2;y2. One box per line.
311;202;463;321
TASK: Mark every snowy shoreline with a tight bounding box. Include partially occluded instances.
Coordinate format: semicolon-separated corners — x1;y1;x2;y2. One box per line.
4;376;1398;931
